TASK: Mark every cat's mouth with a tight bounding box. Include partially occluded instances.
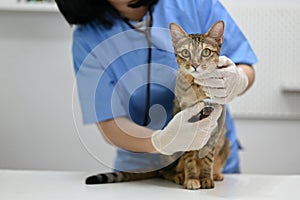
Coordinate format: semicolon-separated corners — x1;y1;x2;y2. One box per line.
190;70;199;74
190;68;205;75
189;66;216;75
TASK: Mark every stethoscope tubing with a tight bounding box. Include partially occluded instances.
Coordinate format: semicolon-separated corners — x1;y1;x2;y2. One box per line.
123;8;153;126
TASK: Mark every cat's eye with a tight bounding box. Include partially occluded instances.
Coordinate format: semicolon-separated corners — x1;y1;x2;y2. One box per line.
181;49;191;58
201;48;212;57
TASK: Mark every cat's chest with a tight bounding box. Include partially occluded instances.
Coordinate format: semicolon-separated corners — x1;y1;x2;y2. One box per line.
174;71;207;109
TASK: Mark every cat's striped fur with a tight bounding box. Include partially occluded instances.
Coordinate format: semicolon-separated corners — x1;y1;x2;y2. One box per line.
85;21;230;190
169;21;230;189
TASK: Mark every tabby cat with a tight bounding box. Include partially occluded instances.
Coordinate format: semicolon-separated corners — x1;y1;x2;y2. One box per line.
85;21;230;190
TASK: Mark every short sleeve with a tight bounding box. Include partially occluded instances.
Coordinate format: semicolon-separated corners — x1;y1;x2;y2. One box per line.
72;28;127;124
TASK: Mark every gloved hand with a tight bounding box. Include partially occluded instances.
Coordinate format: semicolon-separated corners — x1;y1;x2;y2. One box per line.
192;56;249;104
151;102;223;155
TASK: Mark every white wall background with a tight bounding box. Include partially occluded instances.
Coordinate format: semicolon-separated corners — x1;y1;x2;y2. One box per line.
221;0;300;174
0;1;299;174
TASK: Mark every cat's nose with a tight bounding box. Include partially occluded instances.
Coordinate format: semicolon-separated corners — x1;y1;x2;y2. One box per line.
191;64;198;71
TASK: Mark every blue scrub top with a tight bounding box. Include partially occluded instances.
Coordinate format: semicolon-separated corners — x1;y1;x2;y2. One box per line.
72;0;258;173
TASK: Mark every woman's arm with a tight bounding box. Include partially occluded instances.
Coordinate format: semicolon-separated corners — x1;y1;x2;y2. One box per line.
96;117;157;153
96;102;224;155
237;64;255;94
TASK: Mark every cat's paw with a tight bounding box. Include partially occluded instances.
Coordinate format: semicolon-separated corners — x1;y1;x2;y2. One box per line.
213;173;224;181
173;173;184;185
184;179;201;190
200;178;214;189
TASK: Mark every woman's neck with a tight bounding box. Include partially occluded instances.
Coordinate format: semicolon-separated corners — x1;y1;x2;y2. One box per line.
121;7;148;21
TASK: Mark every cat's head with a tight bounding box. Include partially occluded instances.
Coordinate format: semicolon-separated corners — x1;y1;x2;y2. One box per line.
169;21;224;74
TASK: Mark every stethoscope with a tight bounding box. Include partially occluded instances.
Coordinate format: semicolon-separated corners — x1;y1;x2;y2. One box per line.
123;8;160;168
123;8;153;126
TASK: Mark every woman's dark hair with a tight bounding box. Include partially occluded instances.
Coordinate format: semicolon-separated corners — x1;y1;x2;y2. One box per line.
55;0;159;27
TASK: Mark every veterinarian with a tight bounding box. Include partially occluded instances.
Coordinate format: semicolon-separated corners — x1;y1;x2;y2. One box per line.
55;0;257;173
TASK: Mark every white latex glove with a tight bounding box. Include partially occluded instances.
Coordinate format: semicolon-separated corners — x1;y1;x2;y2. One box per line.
193;56;249;104
151;102;223;155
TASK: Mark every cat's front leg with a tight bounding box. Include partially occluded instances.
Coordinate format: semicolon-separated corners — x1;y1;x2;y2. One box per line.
213;137;230;182
183;151;201;190
199;151;215;189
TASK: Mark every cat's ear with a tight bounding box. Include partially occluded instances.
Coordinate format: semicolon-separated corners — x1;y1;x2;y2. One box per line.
169;23;188;44
207;20;225;46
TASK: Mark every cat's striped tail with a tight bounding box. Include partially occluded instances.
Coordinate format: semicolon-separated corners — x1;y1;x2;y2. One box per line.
85;171;160;184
